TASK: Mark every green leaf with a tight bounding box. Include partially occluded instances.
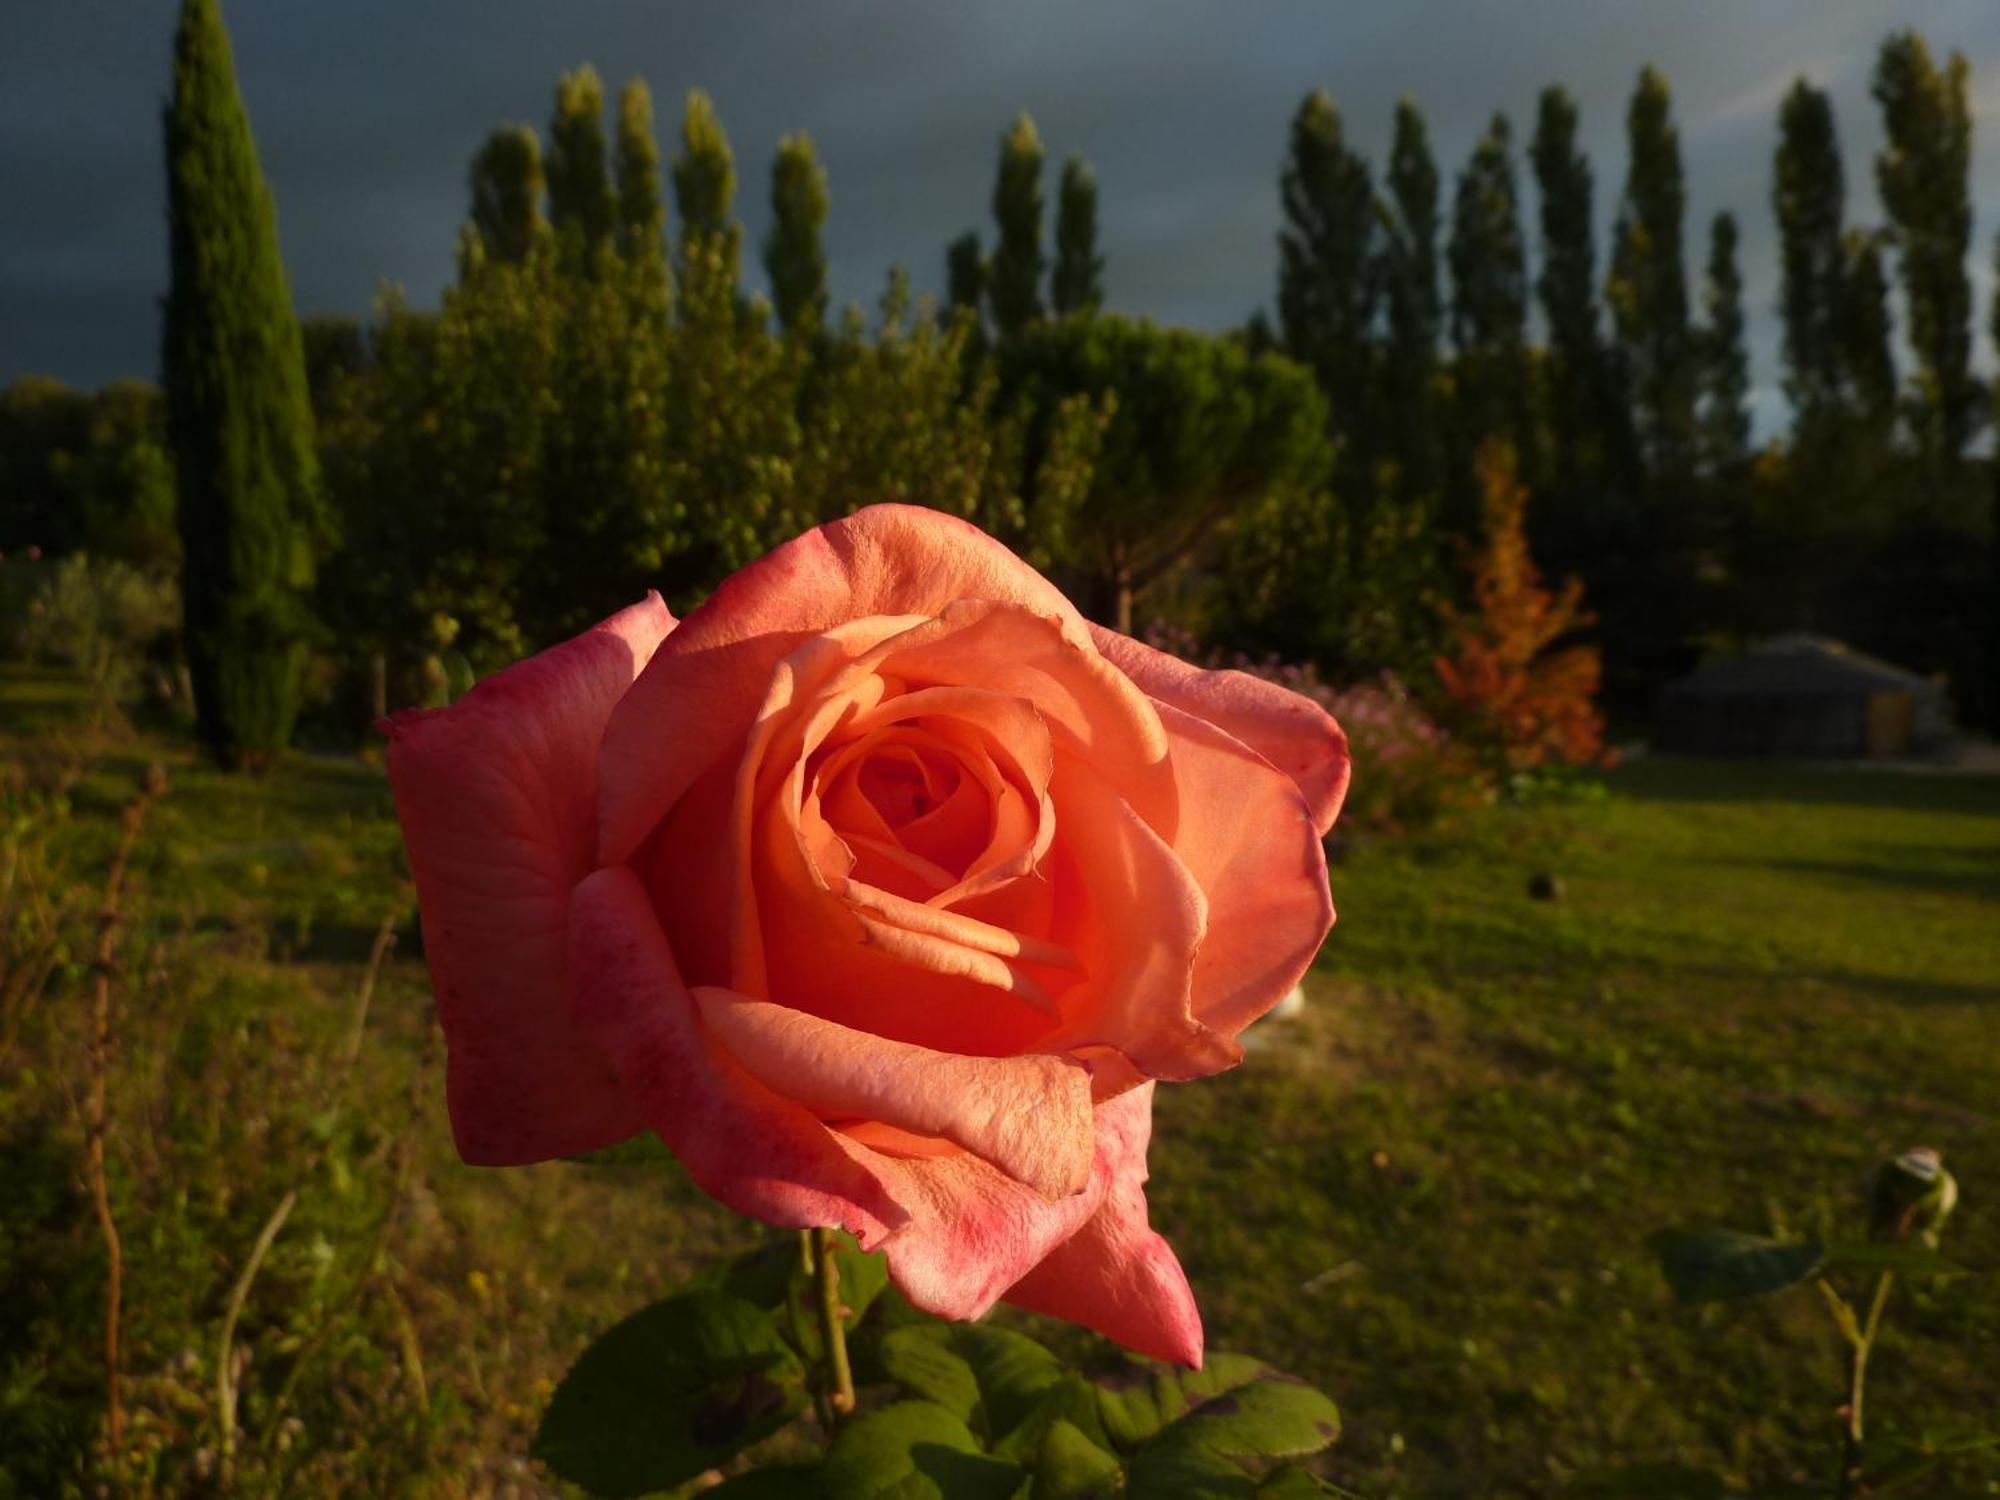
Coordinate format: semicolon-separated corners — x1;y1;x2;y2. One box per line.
995;1376;1114;1465
1094;1353;1274;1449
878;1323;1068;1444
1566;1463;1728;1498
1822;1242;1970;1279
532;1292;806;1497
1032;1418;1125;1499
1124;1363;1342;1499
1646;1229;1825;1304
820;1399;1029;1500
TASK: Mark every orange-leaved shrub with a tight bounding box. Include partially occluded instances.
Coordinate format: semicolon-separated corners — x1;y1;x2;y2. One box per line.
1435;440;1611;772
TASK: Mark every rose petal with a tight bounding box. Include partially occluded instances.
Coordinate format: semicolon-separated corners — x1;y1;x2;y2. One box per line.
693;988;1095;1198
383;593;673;1165
1036;757;1241;1084
600;506;1084;864
848;1085;1165;1331
1153;700;1336;1040
1003;1082;1203;1366
1089;623;1351;835
568;865;908;1242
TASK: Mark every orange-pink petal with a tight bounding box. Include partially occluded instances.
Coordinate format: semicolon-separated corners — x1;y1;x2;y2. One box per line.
383;593;673;1165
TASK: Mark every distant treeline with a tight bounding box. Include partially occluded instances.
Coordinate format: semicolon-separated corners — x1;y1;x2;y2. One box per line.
3;28;1994;735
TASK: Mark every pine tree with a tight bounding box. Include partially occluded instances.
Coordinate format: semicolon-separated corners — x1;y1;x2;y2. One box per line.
765;133;830;336
615;78;665;260
1698;212;1751;473
989;114;1046;339
1052;155;1105;315
547;65;615;264
1278;90;1377;467
1773;80;1846;440
162;0;324;769
673;89;742;314
1874;31;1981;466
469;125;546;266
1608;66;1696;478
947;232;985;316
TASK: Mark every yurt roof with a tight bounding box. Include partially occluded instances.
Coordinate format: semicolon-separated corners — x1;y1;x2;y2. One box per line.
1663;634;1929;699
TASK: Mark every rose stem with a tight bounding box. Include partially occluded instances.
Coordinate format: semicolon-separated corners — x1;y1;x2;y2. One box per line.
810;1227;856;1420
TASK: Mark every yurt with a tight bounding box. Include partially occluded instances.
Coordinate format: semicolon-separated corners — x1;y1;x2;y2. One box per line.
1653;634;1949;759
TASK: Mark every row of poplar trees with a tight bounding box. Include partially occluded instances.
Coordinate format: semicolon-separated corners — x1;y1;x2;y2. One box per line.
149;0;1998;764
1254;38;1996;720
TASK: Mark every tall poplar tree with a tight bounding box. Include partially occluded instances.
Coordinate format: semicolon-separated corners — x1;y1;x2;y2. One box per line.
162;0;324;769
1448;113;1534;488
615;79;665;260
1384;99;1441;361
1773;80;1846;441
1278;89;1377;468
1698;212;1751;473
1608;66;1695;479
1381;98;1443;500
989;114;1047;339
1838;229;1898;434
765;132;830;335
1448;114;1528;361
673;89;741;314
1052;156;1105;316
469;125;546;266
547;65;615;264
1532;86;1630;500
1874;31;1980;466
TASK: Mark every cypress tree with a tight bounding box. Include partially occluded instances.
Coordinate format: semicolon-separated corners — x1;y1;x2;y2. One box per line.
1277;90;1377;466
469;125;547;266
765;132;830;336
547;65;615;263
1608;66;1696;478
1773;80;1846;441
989;114;1047;339
1698;212;1751;473
615;78;666;260
162;0;323;770
1052;155;1105;315
673;89;741;310
1874;31;1981;466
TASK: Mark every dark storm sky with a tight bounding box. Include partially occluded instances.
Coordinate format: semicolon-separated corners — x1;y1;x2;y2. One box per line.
7;1;2000;435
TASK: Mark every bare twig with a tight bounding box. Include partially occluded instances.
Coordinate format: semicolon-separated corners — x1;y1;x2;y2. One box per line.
83;764;165;1457
216;1189;298;1484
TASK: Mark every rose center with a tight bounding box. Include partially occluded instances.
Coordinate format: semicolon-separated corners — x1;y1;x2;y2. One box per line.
855;745;962;830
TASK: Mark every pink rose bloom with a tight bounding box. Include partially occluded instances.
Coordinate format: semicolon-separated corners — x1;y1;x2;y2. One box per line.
386;506;1347;1365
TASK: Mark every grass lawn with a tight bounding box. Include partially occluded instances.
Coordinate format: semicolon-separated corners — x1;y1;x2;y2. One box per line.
4;665;1996;1496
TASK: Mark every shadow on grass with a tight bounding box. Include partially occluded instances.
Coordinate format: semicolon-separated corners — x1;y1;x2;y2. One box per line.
1614;756;2000;817
1709;847;2000;900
